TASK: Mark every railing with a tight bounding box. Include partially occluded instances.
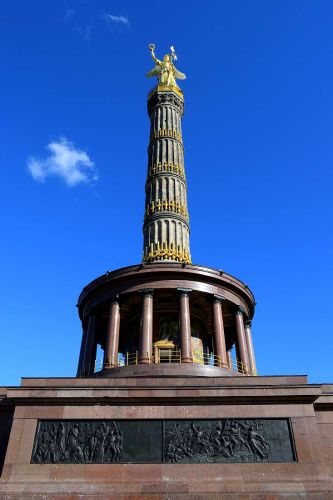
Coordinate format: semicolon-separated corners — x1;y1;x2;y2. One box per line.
94;351;256;376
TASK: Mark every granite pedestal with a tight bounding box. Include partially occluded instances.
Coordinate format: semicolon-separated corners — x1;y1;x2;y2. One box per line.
0;371;332;498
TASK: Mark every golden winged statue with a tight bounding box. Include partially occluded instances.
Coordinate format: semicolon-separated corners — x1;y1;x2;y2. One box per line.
147;44;186;89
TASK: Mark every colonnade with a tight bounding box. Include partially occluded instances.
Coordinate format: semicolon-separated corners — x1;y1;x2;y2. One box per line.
77;290;257;377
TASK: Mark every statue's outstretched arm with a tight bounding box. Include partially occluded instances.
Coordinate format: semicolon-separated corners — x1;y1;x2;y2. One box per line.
150;47;161;65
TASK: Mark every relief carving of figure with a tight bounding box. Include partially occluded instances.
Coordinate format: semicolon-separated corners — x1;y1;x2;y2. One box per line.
33;421;123;464
67;423;80;458
32;419;272;465
56;423;66;456
164;419;270;463
247;426;269;460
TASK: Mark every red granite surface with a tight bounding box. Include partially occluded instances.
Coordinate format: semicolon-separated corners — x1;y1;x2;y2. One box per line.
0;375;332;499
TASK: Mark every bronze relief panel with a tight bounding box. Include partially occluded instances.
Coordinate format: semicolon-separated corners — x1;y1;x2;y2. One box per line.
32;418;296;464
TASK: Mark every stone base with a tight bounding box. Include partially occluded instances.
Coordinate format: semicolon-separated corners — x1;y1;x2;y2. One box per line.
96;363;239;378
0;374;332;498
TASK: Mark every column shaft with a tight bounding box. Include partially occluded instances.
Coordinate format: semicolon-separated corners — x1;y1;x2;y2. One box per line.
144;90;191;264
179;291;192;363
227;350;232;370
91;340;98;374
82;315;97;376
212;299;228;367
244;320;257;375
235;309;250;374
76;322;88;377
139;291;154;363
104;300;120;368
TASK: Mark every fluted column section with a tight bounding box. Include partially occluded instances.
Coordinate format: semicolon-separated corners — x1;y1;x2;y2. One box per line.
103;300;120;369
235;307;250;374
143;87;191;263
139;289;154;363
244;320;257;375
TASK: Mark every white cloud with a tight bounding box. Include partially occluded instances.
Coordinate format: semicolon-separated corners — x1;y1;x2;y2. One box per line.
27;138;98;187
105;14;129;26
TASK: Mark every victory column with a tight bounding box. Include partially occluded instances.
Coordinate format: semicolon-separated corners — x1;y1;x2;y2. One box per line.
1;44;330;499
143;44;191;264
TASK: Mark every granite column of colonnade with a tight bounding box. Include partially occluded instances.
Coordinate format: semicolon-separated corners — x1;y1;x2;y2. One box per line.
102;289;156;367
212;296;228;367
235;307;251;374
137;288;194;364
77;292;255;374
77;321;88;377
244;320;257;375
178;289;193;363
78;299;122;375
77;314;97;377
138;289;154;363
104;299;121;369
96;288;195;367
99;290;156;366
211;299;256;374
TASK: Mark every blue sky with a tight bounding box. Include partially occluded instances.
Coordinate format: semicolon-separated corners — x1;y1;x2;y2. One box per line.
1;0;332;385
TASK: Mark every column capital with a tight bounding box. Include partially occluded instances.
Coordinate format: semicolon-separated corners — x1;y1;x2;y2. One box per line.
213;294;225;303
138;288;154;297
177;288;192;295
235;306;245;315
244;320;252;328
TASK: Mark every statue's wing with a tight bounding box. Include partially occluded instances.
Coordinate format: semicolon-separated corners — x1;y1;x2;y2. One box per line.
174;68;186;80
146;65;160;77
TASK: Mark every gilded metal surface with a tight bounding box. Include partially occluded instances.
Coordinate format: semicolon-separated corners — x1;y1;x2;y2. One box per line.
147;44;186;90
145;200;189;219
144;241;191;264
148;162;185;178
150;128;182;142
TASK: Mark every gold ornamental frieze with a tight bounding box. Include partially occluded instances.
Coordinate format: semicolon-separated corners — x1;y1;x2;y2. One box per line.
144;241;191;264
150;129;182;143
145;199;189;220
148;162;185;179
